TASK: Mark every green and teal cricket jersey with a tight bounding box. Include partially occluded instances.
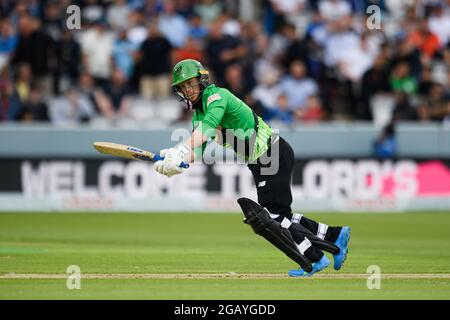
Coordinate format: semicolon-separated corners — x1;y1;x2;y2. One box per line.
192;84;272;162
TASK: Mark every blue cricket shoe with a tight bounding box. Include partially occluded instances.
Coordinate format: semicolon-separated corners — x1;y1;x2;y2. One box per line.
288;255;331;277
333;226;351;270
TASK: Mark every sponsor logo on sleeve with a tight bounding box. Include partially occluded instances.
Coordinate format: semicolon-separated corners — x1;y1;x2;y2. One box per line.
207;93;221;107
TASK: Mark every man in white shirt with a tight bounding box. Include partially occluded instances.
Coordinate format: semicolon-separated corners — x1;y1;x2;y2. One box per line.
428;3;450;47
318;0;352;21
79;21;115;84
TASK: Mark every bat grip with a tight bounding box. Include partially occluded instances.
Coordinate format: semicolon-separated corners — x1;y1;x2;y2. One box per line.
153;155;190;169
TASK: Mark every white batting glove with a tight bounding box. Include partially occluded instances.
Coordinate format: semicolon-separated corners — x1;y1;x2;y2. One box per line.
154;148;168;176
154;160;165;176
154;145;190;177
162;147;184;177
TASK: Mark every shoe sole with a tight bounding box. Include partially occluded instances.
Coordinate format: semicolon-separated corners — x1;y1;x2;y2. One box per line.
288;258;331;278
334;227;351;271
288;270;305;277
305;258;331;277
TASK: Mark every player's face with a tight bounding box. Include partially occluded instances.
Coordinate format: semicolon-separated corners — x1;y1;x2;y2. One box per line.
178;78;201;102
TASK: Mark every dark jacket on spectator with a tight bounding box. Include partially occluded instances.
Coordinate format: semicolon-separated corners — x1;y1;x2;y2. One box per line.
139;36;172;76
12;28;55;76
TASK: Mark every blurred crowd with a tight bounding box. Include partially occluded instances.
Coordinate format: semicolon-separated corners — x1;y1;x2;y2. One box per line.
0;0;449;127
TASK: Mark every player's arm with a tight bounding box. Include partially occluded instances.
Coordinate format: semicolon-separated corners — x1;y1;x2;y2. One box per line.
177;101;226;163
184;130;207;163
154;100;226;176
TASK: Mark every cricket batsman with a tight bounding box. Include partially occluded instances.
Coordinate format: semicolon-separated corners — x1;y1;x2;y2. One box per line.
154;59;351;276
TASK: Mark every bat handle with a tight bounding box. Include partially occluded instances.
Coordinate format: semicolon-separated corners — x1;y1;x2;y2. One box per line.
153;155;190;169
179;162;190;169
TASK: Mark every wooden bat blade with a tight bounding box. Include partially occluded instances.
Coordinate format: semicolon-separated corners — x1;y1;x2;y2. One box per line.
93;142;156;162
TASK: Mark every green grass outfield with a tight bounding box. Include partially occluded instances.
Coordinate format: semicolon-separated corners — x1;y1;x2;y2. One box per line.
0;212;450;299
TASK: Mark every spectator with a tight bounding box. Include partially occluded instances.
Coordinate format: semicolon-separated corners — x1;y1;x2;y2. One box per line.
112;29;138;80
407;19;441;60
79;20;115;90
305;10;328;46
223;63;251;100
54;29;82;95
0;17;18;68
42;0;63;41
389;61;418;94
14;62;32;103
392;91;418;121
141;0;165;17
372;122;396;159
280;60;319;111
318;0;352;21
295;95;326;122
204;21;246;86
19;84;49;122
418;65;434;96
251;67;284;121
359;52;391;120
238;21;263;89
218;10;241;37
282;23;311;74
252;90;294;125
81;0;105;25
102;69;132;118
158;0;190;48
12;16;55;98
384;0;415;19
49;87;96;126
323;18;359;69
271;0;307;16
172;36;204;66
8;1;31;27
265;22;297;66
27;0;40;18
352;0;387;15
339;33;382;82
390;37;422;80
418;82;450;122
77;72;112;119
194;0;223;24
273;94;294;124
188;13;208;44
137;21;172;100
0;1;15;18
427;3;450;48
176;0;195;18
267;0;306;34
127;10;148;47
107;0;131;31
0;69;22;121
252;33;278;87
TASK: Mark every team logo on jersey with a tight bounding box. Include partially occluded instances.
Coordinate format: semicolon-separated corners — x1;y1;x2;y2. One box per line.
207;93;221;106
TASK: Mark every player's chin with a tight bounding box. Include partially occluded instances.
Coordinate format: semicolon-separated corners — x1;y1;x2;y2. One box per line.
187;94;199;102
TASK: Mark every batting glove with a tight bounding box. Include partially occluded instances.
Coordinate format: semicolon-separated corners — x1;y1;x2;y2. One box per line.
162;147;184;177
154;145;190;177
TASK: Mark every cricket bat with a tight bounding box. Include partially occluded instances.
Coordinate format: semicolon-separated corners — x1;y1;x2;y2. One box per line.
92;142;189;168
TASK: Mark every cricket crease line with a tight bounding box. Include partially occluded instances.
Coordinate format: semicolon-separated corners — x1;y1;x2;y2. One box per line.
1;273;450;280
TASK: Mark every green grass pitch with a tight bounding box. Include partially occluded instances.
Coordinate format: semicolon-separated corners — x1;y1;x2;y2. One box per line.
1;211;450;299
